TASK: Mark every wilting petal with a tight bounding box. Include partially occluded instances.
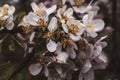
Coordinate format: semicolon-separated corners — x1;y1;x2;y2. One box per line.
96;52;108;63
69;33;81;41
29;63;43;76
93;19;105;32
92;46;102;59
66;46;76;59
31;2;39;12
84;70;94;80
55;42;62;54
27;12;39;26
70;41;78;50
29;32;36;42
62;23;68;33
48;17;57;32
79;72;84;80
55;65;62;75
5;22;14;30
47;40;57;52
44;66;49;77
46;5;57;15
56;52;69;64
82;60;92;73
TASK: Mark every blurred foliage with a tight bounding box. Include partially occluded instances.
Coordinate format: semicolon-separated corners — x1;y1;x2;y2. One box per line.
0;0;120;80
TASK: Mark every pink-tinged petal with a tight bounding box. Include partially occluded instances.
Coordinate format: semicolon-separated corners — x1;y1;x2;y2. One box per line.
31;2;39;12
48;17;57;32
69;33;81;41
84;70;94;80
62;23;68;33
82;60;92;73
93;19;105;32
47;40;57;52
29;63;42;76
66;46;76;59
46;5;57;15
55;42;62;54
92;46;102;59
70;41;78;50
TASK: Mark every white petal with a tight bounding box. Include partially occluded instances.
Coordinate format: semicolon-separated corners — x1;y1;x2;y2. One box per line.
62;0;67;4
65;8;73;17
27;12;39;26
62;23;68;33
46;5;57;15
69;33;81;41
31;2;39;12
93;19;105;32
56;52;69;64
73;6;87;13
82;14;88;25
5;22;14;30
48;17;57;32
88;12;94;22
29;63;42;76
87;31;98;38
8;6;15;15
47;40;57;52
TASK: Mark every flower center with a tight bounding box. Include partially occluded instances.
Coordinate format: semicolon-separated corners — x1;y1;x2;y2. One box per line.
61;13;68;22
69;24;79;34
74;0;84;6
37;19;47;27
0;19;6;26
47;32;53;39
87;23;94;31
22;26;32;34
62;38;71;48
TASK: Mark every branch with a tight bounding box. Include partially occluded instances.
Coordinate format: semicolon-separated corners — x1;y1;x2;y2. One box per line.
0;27;23;34
8;47;35;80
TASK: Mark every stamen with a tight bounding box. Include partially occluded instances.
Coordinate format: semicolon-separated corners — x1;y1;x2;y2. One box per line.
69;24;79;34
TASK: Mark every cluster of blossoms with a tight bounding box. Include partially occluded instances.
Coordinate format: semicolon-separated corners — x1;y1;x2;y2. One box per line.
0;0;109;80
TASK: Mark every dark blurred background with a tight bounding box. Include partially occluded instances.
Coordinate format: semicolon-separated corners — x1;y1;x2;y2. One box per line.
0;0;120;80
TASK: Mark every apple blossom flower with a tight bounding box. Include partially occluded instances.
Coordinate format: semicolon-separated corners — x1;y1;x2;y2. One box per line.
56;6;74;24
62;18;85;41
27;2;57;27
82;12;105;38
0;4;15;30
